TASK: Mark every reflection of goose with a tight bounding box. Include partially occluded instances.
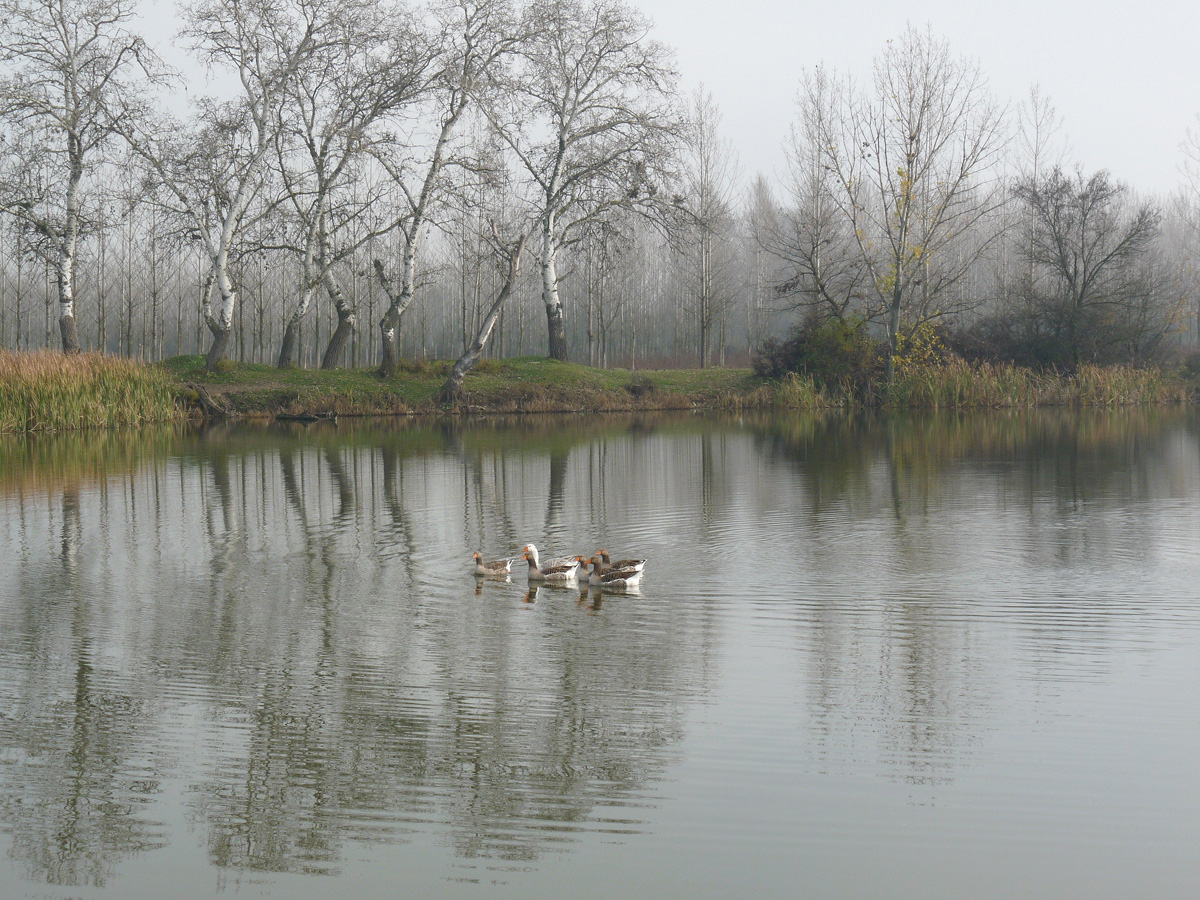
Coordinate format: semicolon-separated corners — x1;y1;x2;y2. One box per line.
596;549;646;573
588;555;643;590
522;544;576;571
473;552;515;577
523;551;582;584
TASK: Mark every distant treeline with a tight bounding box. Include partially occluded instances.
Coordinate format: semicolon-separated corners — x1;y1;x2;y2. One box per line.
1;4;1199;377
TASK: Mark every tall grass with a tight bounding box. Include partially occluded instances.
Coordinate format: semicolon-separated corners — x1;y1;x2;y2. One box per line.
886;360;1189;409
0;351;182;433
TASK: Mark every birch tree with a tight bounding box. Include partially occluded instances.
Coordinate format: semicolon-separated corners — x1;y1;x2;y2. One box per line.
372;0;517;377
121;0;336;370
493;0;679;361
807;27;1008;384
273;0;433;369
0;0;155;353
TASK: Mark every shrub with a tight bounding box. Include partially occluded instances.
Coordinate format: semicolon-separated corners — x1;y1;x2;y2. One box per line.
753;316;882;398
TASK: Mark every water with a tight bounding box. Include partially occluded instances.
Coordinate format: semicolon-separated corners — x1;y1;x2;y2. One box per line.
1;409;1198;899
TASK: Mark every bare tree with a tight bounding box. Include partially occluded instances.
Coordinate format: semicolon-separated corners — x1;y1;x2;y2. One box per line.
674;86;739;367
273;0;434;369
0;0;155;353
439;223;527;402
1015;167;1173;365
770;67;870;324
806;27;1008;384
492;0;679;361
120;0;337;370
373;0;517;377
1181;114;1200;238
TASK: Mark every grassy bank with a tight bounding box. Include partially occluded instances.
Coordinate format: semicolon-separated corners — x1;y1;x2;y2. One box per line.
167;355;1191;418
1;351;1193;433
0;351;182;434
163;355;777;417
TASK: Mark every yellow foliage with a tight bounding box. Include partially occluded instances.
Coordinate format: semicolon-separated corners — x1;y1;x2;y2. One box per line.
892;320;945;377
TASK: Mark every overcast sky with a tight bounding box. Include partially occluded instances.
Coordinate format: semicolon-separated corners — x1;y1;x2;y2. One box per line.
141;0;1200;197
638;0;1200;197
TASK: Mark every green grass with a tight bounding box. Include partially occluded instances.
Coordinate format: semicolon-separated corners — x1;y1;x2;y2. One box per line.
162;355;782;417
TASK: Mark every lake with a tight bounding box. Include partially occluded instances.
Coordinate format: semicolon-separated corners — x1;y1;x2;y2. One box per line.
2;409;1198;899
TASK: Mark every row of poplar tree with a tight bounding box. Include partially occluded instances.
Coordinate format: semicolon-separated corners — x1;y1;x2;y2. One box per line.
2;2;1199;374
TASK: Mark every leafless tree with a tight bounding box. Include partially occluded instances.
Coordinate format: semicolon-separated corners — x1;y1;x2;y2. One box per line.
0;0;156;353
120;0;339;371
1180;114;1200;238
1014;167;1175;365
804;27;1008;384
372;0;518;377
273;0;434;369
439;222;527;402
491;0;680;361
674;86;739;366
769;67;870;325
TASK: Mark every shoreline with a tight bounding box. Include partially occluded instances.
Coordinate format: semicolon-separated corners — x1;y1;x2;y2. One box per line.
1;351;1196;433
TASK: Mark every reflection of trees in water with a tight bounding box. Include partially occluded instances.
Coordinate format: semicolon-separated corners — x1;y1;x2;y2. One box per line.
754;407;1197;577
757;407;1200;786
0;486;166;887
0;419;715;883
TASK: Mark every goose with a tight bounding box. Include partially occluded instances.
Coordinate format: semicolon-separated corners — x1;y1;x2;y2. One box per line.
588;555;643;590
522;544;577;571
473;552;515;577
523;551;583;584
596;549;646;573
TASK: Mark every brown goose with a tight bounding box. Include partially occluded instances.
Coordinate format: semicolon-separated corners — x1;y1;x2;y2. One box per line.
596;549;646;574
473;552;515;577
588;555;643;590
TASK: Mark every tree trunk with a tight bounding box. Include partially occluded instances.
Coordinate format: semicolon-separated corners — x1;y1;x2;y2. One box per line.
57;147;83;354
278;316;302;368
885;294;901;388
322;309;356;369
374;255;412;378
320;270;356;370
206;325;232;371
56;248;81;354
541;227;569;361
59;311;80;354
375;250;416;378
440;236;526;404
204;275;236;372
379;308;401;378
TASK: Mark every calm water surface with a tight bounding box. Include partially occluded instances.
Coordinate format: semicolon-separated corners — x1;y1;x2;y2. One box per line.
1;410;1198;899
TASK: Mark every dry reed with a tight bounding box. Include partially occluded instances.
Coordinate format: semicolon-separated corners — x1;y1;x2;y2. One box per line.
0;350;182;433
886;360;1188;409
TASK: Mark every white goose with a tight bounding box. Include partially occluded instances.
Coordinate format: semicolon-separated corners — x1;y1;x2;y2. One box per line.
523;551;583;584
521;544;577;571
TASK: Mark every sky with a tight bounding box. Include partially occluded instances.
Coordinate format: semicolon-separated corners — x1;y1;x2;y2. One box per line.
637;0;1200;197
138;0;1200;197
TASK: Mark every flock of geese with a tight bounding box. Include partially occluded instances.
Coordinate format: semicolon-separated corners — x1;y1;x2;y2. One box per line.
472;544;646;591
